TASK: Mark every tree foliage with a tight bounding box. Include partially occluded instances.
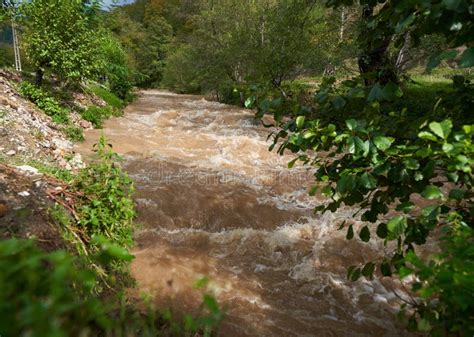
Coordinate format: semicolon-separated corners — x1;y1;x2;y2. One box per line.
21;0;103;85
249;0;474;335
162;0;337;99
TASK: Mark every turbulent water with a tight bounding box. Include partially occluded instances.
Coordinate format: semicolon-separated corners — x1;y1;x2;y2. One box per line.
77;91;410;337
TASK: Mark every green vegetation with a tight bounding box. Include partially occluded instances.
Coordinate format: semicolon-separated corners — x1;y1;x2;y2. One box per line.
74;135;136;249
18;80;91;141
0;238;223;337
89;84;124;109
64;126;85;142
81;105;116;128
20;0;103;86
19;80;126;137
19;81;69;124
0;239;111;337
245;1;474;335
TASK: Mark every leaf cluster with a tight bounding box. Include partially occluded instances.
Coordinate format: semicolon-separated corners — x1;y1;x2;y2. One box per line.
73;135;136;249
19;81;69;124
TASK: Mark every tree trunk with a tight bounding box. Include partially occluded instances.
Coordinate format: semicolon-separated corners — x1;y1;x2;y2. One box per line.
395;33;411;72
35;68;44;86
357;5;397;85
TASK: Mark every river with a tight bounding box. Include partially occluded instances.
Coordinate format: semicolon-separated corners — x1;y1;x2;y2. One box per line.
77;90;409;337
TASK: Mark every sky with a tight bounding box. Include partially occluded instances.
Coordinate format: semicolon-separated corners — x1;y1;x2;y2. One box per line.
102;0;134;9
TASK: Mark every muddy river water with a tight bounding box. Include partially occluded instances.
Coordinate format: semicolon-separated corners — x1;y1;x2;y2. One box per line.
77;90;409;337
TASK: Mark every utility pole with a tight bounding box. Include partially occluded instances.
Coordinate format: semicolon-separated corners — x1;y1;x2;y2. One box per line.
339;7;345;42
12;20;21;72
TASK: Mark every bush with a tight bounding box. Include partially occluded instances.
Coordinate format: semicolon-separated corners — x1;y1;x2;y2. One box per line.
64;126;84;141
81;105;115;128
0;239;222;337
0;239;109;337
97;33;133;100
19;81;69;124
74;135;136;248
402;223;474;335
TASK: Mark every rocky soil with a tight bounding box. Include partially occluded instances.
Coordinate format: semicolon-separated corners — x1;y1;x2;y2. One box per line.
0;163;65;250
0;70;89;169
0;70;102;246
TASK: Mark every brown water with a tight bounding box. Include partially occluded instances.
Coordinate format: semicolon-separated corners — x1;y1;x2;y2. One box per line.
77;91;410;337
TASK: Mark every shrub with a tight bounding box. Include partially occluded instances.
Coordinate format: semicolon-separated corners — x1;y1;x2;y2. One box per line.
401;223;474;335
19;81;69;124
0;239;222;336
81;105;114;128
97;33;133;100
74;135;136;248
0;239;109;337
64;126;84;141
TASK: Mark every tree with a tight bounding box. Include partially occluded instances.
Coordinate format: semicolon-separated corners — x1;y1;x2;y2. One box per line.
97;31;132;99
21;0;103;85
325;0;474;83
137;3;173;87
163;0;324;100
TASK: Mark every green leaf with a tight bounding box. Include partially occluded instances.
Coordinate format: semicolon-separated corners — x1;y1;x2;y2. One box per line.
321;185;333;197
448;188;465;200
288;158;298;168
350;267;361;281
373;136;394;151
336;175;356;194
259;99;270;113
387;215;407;237
362;262;375;279
346;224;354;240
376;223;388;238
396;202;414;213
296;116;305;130
359;172;377;189
203;294;220;313
442;142;454;153
380;261;392;276
346;119;358;131
417;318;432;332
421;205;440;222
460;47;474;68
404;158;420;170
427;50;458;71
347;265;356;280
396;13;416;33
332;96;346;109
421;185;444;200
303;131;316;139
244;96;256;108
399;266;413;279
382;82;403;101
193;276;210;289
359;226;370;242
429;120;452;139
367;82;384;102
418;131;437;141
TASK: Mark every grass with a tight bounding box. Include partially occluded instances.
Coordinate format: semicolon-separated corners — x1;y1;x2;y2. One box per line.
14;158;74;182
89;84;124;109
398;74;454;115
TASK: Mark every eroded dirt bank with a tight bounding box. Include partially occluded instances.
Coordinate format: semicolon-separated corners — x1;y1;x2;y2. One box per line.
77;90;410;337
